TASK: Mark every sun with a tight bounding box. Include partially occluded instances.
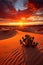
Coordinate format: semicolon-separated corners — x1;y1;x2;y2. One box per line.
18;20;24;26
19;22;24;26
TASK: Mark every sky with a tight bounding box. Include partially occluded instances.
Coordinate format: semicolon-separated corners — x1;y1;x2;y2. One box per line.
0;0;43;21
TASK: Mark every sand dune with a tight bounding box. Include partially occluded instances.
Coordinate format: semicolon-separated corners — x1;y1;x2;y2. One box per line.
0;30;43;65
0;30;17;40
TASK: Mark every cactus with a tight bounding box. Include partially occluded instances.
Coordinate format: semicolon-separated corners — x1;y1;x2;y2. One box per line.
20;34;38;48
20;40;22;44
22;37;25;42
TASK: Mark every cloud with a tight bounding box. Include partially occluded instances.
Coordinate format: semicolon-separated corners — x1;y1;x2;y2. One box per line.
29;0;43;8
13;0;28;11
35;8;43;15
0;0;43;19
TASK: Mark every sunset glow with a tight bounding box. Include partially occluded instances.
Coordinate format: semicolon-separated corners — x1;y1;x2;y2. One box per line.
0;22;43;26
8;22;43;26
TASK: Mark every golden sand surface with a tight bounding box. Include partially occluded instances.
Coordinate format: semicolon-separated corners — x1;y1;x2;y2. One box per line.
0;31;43;65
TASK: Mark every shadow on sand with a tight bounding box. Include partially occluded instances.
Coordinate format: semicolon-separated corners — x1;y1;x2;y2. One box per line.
22;45;43;65
19;34;43;65
0;30;17;40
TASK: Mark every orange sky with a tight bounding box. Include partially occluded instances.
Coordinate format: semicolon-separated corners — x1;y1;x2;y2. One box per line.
0;15;43;26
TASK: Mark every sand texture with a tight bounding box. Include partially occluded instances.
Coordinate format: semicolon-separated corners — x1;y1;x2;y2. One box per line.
0;31;43;65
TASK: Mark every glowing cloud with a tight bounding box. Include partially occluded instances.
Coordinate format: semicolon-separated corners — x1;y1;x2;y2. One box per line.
0;22;43;26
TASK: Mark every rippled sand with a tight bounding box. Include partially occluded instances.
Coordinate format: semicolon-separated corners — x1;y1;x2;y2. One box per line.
0;31;43;65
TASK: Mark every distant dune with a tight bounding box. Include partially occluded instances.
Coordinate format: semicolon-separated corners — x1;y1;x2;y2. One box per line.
18;25;43;34
0;25;43;34
0;30;17;40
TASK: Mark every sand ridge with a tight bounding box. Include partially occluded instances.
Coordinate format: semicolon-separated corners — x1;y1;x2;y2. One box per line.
0;30;43;65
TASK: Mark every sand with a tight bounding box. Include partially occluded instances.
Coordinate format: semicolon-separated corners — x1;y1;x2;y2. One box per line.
0;30;43;65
